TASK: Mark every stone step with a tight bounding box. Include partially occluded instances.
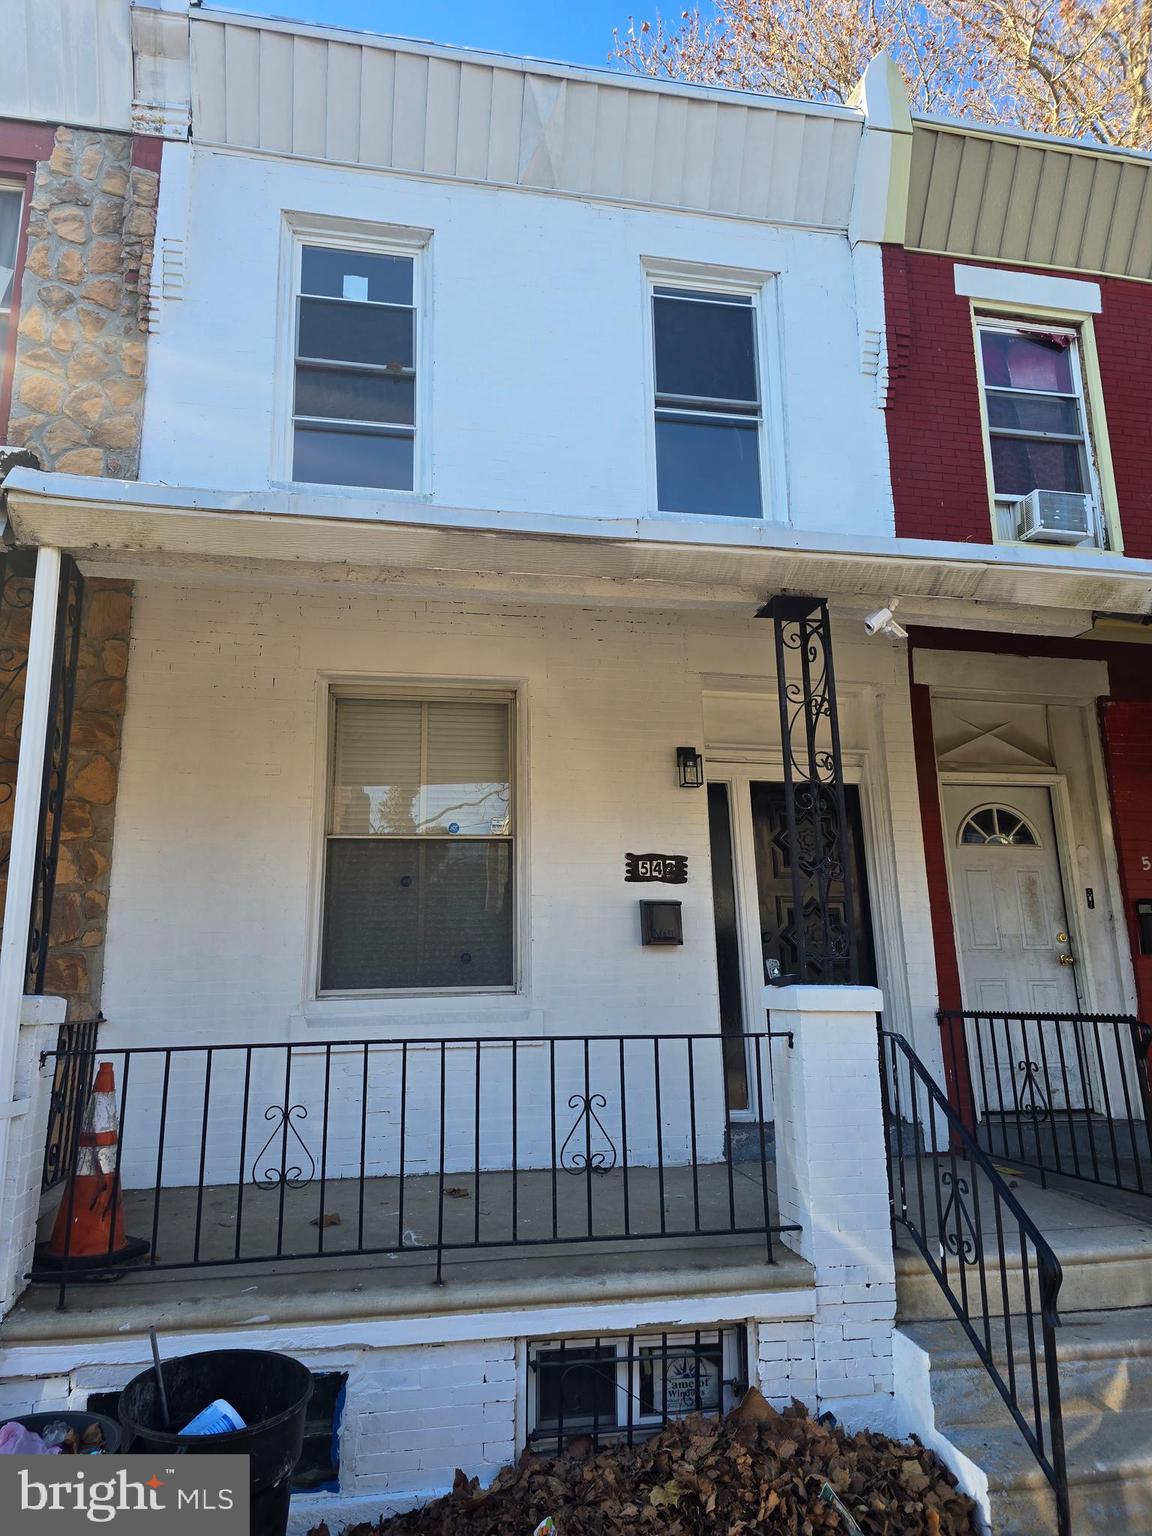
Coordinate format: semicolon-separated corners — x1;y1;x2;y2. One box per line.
895;1222;1152;1321
904;1311;1152;1533
945;1406;1152;1535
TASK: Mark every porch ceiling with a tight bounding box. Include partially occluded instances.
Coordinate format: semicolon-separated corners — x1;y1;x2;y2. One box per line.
4;469;1152;617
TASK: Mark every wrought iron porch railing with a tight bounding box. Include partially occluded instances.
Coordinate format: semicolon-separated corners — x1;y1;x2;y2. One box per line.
940;1009;1152;1197
34;1032;793;1308
879;1027;1069;1536
41;1016;100;1193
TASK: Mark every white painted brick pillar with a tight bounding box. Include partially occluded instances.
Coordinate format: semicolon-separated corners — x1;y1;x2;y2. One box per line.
0;995;66;1316
769;983;895;1432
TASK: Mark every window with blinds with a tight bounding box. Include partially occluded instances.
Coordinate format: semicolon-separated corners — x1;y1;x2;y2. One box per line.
321;696;514;992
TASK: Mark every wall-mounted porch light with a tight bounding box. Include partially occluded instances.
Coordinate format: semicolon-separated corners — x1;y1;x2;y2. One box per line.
676;746;704;789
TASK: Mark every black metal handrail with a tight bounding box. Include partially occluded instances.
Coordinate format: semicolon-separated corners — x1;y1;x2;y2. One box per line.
879;1026;1069;1536
940;1008;1152;1197
35;1031;793;1308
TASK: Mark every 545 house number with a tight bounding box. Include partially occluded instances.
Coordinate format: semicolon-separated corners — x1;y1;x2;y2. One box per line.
625;853;688;884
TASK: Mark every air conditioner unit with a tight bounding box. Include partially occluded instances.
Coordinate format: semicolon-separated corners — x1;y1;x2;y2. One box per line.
1013;489;1094;545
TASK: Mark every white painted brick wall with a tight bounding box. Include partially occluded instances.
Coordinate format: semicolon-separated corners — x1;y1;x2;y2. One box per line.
0;1006;64;1316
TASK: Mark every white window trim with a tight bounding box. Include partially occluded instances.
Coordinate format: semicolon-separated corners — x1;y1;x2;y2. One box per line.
311;680;521;1003
526;1329;742;1445
273;214;433;497
973;313;1107;549
640;259;786;525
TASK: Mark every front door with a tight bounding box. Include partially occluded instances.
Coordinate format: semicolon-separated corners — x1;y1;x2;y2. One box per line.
943;784;1087;1109
707;780;876;1114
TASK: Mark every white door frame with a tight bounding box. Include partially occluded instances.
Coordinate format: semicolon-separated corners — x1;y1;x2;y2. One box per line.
703;749;890;1121
938;769;1099;1017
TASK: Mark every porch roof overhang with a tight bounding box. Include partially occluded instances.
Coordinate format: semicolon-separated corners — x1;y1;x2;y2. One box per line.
4;469;1152;620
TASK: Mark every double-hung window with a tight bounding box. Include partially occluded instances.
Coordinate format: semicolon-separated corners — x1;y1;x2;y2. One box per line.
652;284;763;518
0;182;25;426
976;318;1099;543
321;694;514;993
293;243;417;491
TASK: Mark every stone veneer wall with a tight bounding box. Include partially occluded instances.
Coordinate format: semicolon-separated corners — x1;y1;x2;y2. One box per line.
5;126;155;476
0;564;132;1018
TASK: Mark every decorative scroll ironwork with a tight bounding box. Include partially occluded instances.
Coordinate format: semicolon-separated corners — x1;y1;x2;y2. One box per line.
40;1016;100;1193
939;1169;982;1263
1017;1058;1051;1122
251;1104;316;1190
560;1092;618;1174
758;595;857;984
25;554;84;994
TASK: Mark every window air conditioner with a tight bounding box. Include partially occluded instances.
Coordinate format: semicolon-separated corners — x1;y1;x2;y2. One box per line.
1013;489;1093;545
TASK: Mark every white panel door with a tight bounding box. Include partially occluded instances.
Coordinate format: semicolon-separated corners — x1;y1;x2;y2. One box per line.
944;784;1088;1111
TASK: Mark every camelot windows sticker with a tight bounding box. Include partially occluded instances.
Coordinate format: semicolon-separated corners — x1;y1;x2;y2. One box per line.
4;1457;249;1531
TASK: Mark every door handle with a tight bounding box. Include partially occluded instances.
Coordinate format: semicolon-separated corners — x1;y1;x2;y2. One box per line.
1058;952;1076;966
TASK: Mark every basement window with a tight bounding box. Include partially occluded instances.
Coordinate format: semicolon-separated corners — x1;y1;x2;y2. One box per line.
526;1329;745;1451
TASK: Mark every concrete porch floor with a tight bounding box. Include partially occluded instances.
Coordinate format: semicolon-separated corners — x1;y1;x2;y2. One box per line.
6;1158;799;1341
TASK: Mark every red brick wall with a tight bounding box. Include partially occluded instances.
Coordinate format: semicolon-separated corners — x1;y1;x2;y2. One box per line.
1100;700;1152;1022
882;246;1152;557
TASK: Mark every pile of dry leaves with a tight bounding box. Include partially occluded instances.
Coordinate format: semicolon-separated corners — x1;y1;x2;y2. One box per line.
314;1389;977;1536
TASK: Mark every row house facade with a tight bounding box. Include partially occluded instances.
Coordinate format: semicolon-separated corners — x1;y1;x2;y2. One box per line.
0;4;1150;1532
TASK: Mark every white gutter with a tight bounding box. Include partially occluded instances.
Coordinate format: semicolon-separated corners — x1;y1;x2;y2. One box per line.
4;468;1152;616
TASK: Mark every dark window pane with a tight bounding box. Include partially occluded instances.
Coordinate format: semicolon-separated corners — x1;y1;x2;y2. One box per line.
985;390;1081;435
536;1348;617;1430
298;296;414;368
654;295;758;402
990;435;1085;496
653;285;751;305
294;424;413;490
0;187;20;307
980;329;1074;393
656;413;761;517
321;839;513;990
301;245;413;305
295;365;415;426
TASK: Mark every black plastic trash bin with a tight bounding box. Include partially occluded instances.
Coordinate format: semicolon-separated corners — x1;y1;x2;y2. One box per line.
118;1349;313;1536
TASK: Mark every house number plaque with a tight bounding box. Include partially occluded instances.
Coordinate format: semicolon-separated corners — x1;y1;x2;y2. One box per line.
625;853;688;884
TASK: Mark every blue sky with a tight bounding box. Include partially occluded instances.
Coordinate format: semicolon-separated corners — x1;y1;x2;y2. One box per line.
206;1;715;70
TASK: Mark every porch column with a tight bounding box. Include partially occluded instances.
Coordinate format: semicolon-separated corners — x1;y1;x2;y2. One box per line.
770;983;895;1431
0;545;63;1293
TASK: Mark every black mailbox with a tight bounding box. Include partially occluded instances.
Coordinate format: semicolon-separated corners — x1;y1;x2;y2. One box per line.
640;900;683;946
1137;900;1152;956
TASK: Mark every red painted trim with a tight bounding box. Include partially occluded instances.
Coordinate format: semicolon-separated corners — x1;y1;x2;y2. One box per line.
908;658;975;1127
131;136;165;173
0;118;55;163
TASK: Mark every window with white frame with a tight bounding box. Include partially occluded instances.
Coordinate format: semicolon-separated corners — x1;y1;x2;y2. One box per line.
292;243;418;491
975;318;1101;544
652;284;764;518
527;1330;744;1449
0;183;24;382
320;694;514;993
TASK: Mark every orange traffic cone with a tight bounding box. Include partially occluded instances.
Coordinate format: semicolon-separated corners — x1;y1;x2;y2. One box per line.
37;1061;149;1273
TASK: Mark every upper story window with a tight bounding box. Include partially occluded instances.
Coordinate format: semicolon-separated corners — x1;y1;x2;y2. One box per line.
293;243;417;491
652;285;763;519
320;693;514;994
976;318;1102;546
0;183;25;429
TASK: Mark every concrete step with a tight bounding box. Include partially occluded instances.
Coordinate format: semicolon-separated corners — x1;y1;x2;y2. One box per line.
895;1221;1152;1321
947;1406;1152;1535
904;1310;1152;1534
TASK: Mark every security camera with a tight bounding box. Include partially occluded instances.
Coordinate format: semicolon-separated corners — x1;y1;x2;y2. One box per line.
864;601;908;640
